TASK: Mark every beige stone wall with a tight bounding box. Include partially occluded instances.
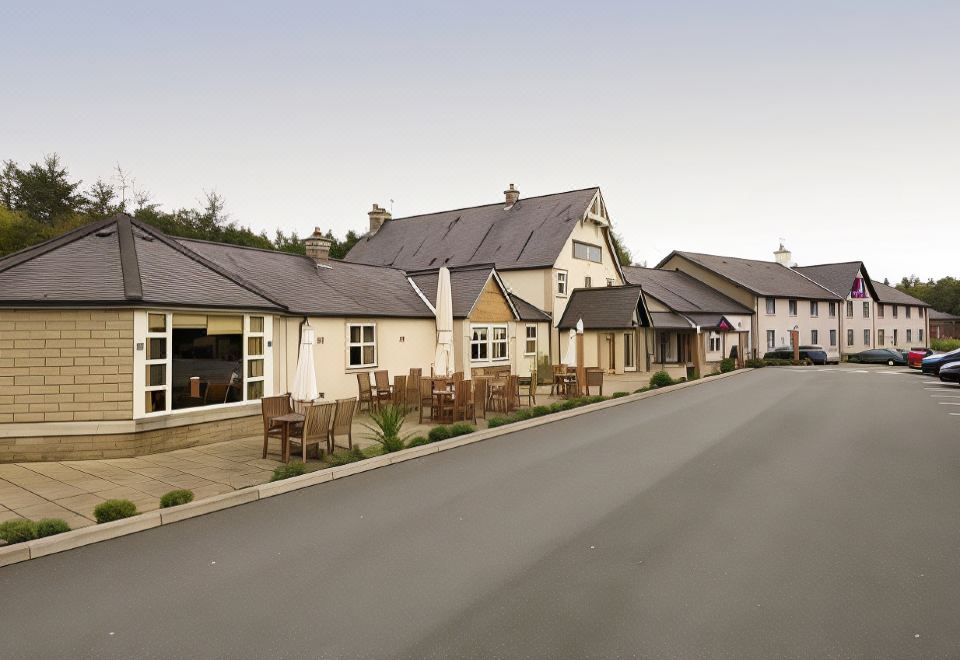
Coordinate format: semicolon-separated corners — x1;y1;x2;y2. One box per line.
0;310;134;424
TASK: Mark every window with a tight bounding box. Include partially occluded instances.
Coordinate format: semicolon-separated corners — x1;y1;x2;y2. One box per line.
584;276;592;288
765;298;776;315
606;278;614;287
846;301;854;318
572;241;602;263
556;270;567;296
906;329;912;343
811;329;819;345
766;330;775;349
863;302;870;318
524;325;537;355
847;329;854;346
145;314;168;413
830;329;837;347
788;300;797;316
471;324;509;362
906;306;912;319
878;329;885;346
348;324;376;368
623;332;636;369
246;316;265;400
919;308;924;319
893;305;899;319
810;301;819;317
708;332;721;352
919;329;924;342
893;329;899;345
878;303;885;319
829;302;837;318
864;329;871;345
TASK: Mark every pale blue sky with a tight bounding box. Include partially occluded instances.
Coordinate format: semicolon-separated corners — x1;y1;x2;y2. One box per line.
2;1;958;281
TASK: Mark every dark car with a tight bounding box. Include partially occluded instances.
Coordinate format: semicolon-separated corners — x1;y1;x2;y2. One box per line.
922;348;960;375
763;345;828;365
939;361;960;384
847;348;907;366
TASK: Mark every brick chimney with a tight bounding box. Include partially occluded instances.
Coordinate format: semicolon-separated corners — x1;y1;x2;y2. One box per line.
304;227;333;263
368;203;392;233
774;242;793;266
504;183;520;207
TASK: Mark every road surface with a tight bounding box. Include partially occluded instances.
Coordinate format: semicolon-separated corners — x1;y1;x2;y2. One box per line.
2;366;960;658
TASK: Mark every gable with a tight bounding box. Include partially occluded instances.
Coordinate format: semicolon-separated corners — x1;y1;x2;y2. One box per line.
469;277;514;323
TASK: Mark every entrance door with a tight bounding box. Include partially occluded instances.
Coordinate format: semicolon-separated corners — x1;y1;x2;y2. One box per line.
623;331;636;371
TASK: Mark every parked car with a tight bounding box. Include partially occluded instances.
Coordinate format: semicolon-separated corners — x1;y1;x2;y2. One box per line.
922;348;960;375
847;348;907;366
763;345;828;365
907;347;935;369
939;361;960;384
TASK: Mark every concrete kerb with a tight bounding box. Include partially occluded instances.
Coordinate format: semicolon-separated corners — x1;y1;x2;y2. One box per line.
0;368;753;567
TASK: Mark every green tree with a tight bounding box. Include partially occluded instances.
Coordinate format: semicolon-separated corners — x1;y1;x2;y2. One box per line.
4;154;83;224
84;179;120;218
610;230;633;266
898;275;960;316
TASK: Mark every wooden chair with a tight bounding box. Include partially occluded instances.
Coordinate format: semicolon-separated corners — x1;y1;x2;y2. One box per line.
288;402;335;462
418;376;433;424
261;394;292;459
373;370;393;408
393;375;407;408
586;369;604;396
472;377;488;419
550;364;566;395
451;371;464;383
520;370;537;407
330;398;358;451
356;373;375;412
506;374;520;412
406;368;422;411
452;379;476;424
489;379;507;414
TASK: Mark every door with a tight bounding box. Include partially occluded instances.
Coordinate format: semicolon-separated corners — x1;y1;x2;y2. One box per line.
607;333;616;371
623;331;636;371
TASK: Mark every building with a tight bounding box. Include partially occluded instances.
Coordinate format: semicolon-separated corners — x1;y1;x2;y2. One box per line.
930;309;960;340
344;186;625;362
792;261;881;356
869;280;931;348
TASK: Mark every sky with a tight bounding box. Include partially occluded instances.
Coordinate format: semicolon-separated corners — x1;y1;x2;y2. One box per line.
2;0;958;282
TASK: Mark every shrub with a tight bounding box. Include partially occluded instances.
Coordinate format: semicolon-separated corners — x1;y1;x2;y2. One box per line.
633;387;649;394
34;518;71;538
362;403;410;453
611;391;629;398
588;395;607;404
548;402;565;413
649;371;673;388
271;462;307;481
0;519;38;544
532;405;551;417
160;489;194;508
327;446;366;466
512;408;535;421
406;436;430;448
449;423;475;438
428;426;452;442
720;358;735;373
560;399;577;411
94;499;138;524
932;338;960;352
744;358;765;368
487;416;510;429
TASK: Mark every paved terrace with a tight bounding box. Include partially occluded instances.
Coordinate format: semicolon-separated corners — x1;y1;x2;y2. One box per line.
0;375;651;528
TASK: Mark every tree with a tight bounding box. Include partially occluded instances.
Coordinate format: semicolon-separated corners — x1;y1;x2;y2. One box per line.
610;230;633;266
0;160;17;209
898;276;960;316
4;154;83;224
84;179;120;218
329;229;361;259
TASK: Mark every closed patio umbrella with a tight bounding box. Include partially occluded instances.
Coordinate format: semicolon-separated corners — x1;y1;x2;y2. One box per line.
563;328;577;368
291;323;319;405
434;267;455;377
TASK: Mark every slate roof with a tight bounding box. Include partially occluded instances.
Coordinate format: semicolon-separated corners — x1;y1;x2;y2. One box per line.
929;309;960;321
344;188;601;271
509;294;552;322
870;280;930;307
0;215;282;311
556;285;645;330
622;266;752;315
179;239;433;318
407;266;503;319
658;251;840;300
649;311;694;329
793;262;878;299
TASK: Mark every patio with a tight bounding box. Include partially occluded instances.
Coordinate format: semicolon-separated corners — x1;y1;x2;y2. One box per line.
0;374;649;529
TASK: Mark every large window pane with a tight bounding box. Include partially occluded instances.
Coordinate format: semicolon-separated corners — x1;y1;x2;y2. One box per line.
170;320;242;410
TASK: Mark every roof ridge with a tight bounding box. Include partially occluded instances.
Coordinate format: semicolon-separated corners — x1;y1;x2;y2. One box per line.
796;260;863;268
388;187;599;222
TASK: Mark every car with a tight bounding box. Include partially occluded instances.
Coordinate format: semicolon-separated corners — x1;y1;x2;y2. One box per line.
922;348;960;375
907;347;935;368
763;345;829;365
847;348;907;366
939;361;960;384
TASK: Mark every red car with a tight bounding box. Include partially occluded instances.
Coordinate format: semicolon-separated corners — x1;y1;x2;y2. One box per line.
908;347;934;368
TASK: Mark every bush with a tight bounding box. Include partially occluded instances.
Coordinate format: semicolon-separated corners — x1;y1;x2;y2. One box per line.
406;436;430;448
160;489;194;508
588;395;607;404
0;519;38;544
428;426;452;442
932;338;960;352
611;391;629;398
633;387;649;394
512;408;535;421
34;518;71;538
548;402;565;413
362;403;410;453
487;416;510;429
327;446;366;466
271;462;307;481
448;423;475;438
532;405;551;417
744;358;765;368
720;358;736;373
649;371;673;388
94;499;138;524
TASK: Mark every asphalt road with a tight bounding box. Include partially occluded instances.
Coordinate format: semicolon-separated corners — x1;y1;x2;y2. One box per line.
3;366;960;658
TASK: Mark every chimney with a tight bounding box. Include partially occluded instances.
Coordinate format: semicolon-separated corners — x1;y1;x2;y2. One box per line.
504;183;520;207
774;242;793;266
304;227;333;263
368;203;392;233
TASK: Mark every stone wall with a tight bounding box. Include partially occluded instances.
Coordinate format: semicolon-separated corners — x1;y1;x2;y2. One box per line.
0;310;134;423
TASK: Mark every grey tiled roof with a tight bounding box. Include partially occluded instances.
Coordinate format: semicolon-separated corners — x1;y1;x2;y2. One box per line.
794;262;877;299
344;188;600;271
659;251;840;300
509;294;552;322
556;285;644;330
623;266;752;314
929;309;960;320
649;311;694;329
407;266;494;318
870;280;930;307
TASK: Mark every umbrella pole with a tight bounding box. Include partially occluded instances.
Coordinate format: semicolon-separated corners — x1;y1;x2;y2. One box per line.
576;332;585;396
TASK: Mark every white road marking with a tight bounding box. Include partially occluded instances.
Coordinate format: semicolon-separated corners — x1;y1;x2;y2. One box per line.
930;394;960;398
937;402;960;406
950;413;960;416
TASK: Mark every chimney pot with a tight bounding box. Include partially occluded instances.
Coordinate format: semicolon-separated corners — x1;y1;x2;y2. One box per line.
504;183;520;206
368;203;392;233
304;227;333;263
774;242;794;266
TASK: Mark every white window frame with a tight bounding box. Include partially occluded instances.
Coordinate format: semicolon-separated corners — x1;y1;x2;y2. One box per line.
470;324;509;363
584;276;592;288
524;325;537;356
878;329;885;346
829;302;837;318
347;322;377;369
765;298;776;315
766;330;775;349
606;278;614;287
133;311;273;419
830;329;837;347
623;331;636;371
906;329;912;343
572;241;602;263
863;329;871;345
556;270;568;297
810;301;819;317
847;329;854;346
906;306;912;319
708;332;721;353
878;303;885;318
863;301;870;318
846;301;854;318
245;316;266;400
811;329;819;345
788;299;798;316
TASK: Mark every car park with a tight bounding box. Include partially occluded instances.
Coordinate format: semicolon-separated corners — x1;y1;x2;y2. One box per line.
907;347;935;369
939;361;960;384
847;348;907;366
922;348;960;375
763;345;829;365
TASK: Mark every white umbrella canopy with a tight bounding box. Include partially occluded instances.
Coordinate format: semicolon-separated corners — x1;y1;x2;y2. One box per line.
434;267;455;377
291;324;319;403
563;329;578;368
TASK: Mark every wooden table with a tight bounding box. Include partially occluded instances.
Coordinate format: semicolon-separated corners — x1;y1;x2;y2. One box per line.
431;387;454;423
271;412;305;463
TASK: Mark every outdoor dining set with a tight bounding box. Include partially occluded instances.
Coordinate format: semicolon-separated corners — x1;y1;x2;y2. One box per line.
261;394;358;464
